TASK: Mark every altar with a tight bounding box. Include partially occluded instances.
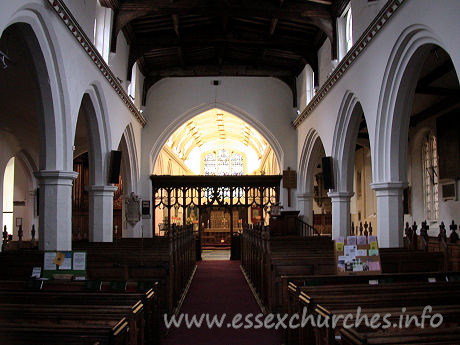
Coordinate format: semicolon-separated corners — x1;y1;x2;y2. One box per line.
201;208;234;248
201;227;232;247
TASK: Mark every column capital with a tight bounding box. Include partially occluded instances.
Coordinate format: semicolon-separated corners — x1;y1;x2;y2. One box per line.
33;170;78;186
327;191;354;200
88;185;118;195
297;192;314;201
370;181;407;191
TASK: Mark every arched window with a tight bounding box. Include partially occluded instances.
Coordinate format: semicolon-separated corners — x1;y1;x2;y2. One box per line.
203;149;245;176
422;133;439;221
93;0;112;63
345;5;353;52
305;64;315;105
128;63;137;101
338;2;353;60
2;157;15;236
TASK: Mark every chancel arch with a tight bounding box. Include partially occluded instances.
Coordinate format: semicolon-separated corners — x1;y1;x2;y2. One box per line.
151;107;281;251
150;102;284;177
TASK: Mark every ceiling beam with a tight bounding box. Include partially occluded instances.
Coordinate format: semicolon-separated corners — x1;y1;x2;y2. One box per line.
415;86;460;96
220;16;229;34
111;0;332;51
307;0;333;4
129;35;317;70
133;34;316;48
269;0;283;36
255;48;267;67
416;60;454;88
177;46;185;67
217;46;226;66
269;18;279;36
118;0;331;18
99;0;120;9
148;65;295;78
410;95;460;127
172;14;180;38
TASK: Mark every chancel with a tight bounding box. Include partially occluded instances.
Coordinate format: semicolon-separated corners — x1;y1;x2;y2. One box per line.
0;0;459;344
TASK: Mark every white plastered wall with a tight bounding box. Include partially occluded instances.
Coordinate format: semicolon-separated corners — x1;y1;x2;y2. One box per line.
0;0;143;249
140;77;297;236
297;0;460;246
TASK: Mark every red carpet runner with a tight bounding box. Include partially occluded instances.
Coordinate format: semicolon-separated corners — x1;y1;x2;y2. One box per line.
161;260;283;345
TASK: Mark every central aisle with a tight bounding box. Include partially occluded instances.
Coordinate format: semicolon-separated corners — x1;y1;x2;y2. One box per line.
162;261;283;345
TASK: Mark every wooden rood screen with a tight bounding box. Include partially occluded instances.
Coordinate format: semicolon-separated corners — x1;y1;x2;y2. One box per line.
151;175;281;237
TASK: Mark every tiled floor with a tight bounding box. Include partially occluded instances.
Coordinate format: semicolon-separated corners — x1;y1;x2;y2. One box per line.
201;249;230;260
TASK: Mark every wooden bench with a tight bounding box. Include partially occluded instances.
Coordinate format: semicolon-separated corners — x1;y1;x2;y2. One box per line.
0;290;147;345
286;278;460;345
0;225;196;315
0;318;130;345
340;324;460;344
0;280;160;344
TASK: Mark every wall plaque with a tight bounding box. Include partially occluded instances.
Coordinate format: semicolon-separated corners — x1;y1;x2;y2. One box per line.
125;192;141;225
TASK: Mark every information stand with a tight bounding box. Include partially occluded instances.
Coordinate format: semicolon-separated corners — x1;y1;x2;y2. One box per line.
335;235;381;275
42;251;87;279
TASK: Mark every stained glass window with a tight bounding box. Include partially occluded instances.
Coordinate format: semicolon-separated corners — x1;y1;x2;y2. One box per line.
423;133;439;221
203;149;245;175
204;153;216;175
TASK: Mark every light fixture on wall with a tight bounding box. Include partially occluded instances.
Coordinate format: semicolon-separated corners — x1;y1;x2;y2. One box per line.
212;80;220;107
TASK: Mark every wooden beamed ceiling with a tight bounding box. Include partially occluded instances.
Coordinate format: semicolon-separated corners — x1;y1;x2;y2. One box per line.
102;0;348;105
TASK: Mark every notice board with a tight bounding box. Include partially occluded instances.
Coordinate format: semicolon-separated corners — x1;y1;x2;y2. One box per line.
335;235;381;275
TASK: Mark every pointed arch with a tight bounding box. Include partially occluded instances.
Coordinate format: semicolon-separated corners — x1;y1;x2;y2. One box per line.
149;101;284;175
75;84;112;186
118;123;139;194
2;5;71;171
331;91;364;193
374;24;448;184
15;150;38;191
298;128;326;194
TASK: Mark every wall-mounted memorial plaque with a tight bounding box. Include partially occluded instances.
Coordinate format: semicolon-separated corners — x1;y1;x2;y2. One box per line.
126;192;141;225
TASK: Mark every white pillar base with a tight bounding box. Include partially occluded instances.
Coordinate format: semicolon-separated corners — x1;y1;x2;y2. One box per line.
88;185;118;242
370;182;406;248
34;170;78;251
297;193;314;225
328;191;353;239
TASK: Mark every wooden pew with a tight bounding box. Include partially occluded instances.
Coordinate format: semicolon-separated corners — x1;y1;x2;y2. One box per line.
0;318;130;345
0;280;161;345
340;324;460;345
0;224;196;315
0;291;147;345
287;279;460;345
241;223;334;312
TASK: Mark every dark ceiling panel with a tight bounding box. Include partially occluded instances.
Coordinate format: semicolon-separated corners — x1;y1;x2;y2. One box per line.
109;0;340;104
